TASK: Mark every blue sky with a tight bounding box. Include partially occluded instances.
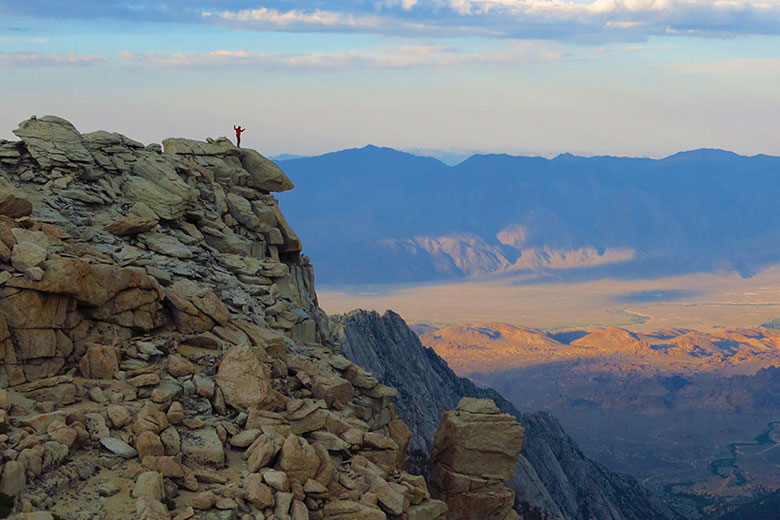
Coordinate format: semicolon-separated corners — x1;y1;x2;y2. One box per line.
1;1;778;157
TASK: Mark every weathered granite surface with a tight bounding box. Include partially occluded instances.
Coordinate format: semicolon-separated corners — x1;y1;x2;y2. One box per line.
0;116;446;520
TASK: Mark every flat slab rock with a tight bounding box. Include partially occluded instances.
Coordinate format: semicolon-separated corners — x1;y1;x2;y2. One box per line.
180;428;225;468
12;115;95;169
100;437;138;458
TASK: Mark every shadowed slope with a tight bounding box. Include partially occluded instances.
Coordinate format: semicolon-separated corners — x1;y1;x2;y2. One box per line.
332;309;681;520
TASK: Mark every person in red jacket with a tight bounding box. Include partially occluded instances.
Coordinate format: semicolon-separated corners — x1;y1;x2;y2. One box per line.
233;125;246;147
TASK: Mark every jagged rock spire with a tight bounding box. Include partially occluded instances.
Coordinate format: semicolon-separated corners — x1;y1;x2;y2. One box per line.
430;397;525;520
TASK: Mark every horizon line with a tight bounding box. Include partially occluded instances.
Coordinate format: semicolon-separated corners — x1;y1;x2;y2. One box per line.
272;144;780;167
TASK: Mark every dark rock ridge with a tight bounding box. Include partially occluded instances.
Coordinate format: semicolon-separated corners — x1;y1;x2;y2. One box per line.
332;309;682;520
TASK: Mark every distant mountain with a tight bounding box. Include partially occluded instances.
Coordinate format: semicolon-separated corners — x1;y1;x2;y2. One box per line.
276;146;780;284
269;153;305;162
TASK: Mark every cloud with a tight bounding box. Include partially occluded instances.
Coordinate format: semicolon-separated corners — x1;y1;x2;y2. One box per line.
0;0;204;22
199;6;489;37
592;42;678;52
117;43;564;70
202;1;780;40
444;0;780;34
447;0;776;17
4;0;780;41
0;51;108;67
0;36;48;43
202;7;383;31
379;0;421;10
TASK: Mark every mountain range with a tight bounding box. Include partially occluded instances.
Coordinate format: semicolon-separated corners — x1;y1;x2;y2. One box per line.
277;146;780;285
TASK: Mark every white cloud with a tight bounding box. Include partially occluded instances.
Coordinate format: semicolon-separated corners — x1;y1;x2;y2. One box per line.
448;0;779;17
0;52;107;67
449;0;477;14
203;6;503;37
378;0;421;10
0;36;49;43
117;42;565;70
606;21;647;28
199;1;780;40
203;7;383;30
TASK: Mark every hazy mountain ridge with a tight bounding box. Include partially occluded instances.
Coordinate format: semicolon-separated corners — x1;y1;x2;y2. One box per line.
277;146;780;284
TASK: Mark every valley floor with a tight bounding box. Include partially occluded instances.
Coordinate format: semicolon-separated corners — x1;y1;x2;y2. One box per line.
553;410;780;516
318;265;780;332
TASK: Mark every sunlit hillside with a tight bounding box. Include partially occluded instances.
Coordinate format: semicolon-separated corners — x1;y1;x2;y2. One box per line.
420;323;780;376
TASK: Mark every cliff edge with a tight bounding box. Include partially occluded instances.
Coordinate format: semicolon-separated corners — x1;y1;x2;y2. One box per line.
0;116;450;520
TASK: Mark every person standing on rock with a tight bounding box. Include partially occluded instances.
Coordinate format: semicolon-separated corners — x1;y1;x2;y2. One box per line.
233;125;246;147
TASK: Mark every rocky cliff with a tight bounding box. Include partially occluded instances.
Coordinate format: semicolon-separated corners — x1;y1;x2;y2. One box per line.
430;398;525;520
0;116;450;520
332;310;682;520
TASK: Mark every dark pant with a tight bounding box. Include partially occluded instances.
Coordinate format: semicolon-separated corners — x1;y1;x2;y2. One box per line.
236;136;241;147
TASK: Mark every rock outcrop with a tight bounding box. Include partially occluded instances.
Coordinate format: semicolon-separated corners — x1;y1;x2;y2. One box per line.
0;116;448;519
333;309;683;520
430;398;524;520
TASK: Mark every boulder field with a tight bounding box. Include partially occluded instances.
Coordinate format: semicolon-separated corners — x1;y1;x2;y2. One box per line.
0;116;529;519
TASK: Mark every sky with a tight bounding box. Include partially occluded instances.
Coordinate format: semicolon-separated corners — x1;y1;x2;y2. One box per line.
1;1;779;158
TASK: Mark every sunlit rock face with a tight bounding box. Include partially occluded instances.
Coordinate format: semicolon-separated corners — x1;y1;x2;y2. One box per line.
0;116;453;520
429;397;525;520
